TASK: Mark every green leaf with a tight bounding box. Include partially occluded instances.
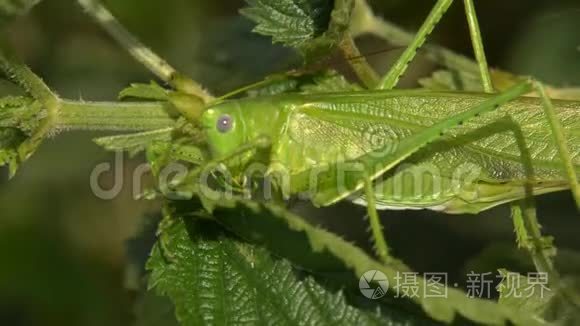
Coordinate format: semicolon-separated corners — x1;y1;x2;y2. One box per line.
241;70;359;98
0;127;24;176
418;69;528;93
0;95;40;132
0;95;41;176
0;0;41;24
119;82;169;101
498;270;580;324
300;70;361;93
241;0;354;61
147;141;206;166
146;214;428;326
208;198;540;325
94;128;173;156
418;70;484;91
240;0;333;48
246;76;300;97
497;270;554;319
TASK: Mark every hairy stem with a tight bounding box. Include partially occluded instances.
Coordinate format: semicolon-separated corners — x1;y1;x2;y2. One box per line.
77;0;175;81
0;50;60;160
57;100;175;131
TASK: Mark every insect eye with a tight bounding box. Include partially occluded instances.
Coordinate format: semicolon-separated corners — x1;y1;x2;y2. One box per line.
216;114;233;133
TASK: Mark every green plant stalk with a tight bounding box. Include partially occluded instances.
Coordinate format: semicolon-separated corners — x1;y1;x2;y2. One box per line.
339;35;379;88
76;0;213;103
0;51;60;160
57;100;175;131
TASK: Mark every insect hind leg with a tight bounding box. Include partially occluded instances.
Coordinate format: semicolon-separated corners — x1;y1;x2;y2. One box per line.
377;0;494;92
363;175;390;264
532;81;580;209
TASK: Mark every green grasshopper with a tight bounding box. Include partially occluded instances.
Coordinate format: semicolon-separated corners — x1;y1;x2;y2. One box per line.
78;0;579;268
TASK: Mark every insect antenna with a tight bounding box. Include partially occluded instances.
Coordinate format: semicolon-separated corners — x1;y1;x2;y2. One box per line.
218;46;411;100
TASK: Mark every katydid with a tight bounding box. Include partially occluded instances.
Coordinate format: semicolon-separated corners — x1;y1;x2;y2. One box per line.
201;87;579;215
196;0;580;268
77;0;579;273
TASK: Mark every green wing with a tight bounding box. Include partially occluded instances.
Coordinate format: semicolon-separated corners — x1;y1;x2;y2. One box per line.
280;90;579;213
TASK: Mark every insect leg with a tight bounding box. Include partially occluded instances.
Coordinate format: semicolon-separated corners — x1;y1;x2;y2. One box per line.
173;135;272;195
532;82;580;209
512;201;580;307
497;82;577;295
511;203;555;277
376;0;494;92
363;174;390;264
462;0;493;93
377;0;454;90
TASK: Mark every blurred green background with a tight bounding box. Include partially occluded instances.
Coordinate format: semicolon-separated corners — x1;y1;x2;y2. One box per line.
0;0;579;325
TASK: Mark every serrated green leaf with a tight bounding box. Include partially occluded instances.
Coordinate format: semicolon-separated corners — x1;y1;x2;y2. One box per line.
300;70;361;93
418;68;529;93
149;141;206;165
246;76;300;97
0;95;41;176
94;128;173;156
240;0;333;48
146;215;426;326
0;0;41;24
0;95;40;132
241;0;354;62
497;270;580;324
119;82;169;101
240;70;359;98
418;70;484;91
207;199;539;325
497;269;554;318
0;127;24;176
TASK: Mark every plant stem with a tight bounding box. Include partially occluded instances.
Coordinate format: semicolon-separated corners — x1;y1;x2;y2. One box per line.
77;0;174;81
339;35;379;88
76;0;213;102
57;100;175;131
0;50;60;160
